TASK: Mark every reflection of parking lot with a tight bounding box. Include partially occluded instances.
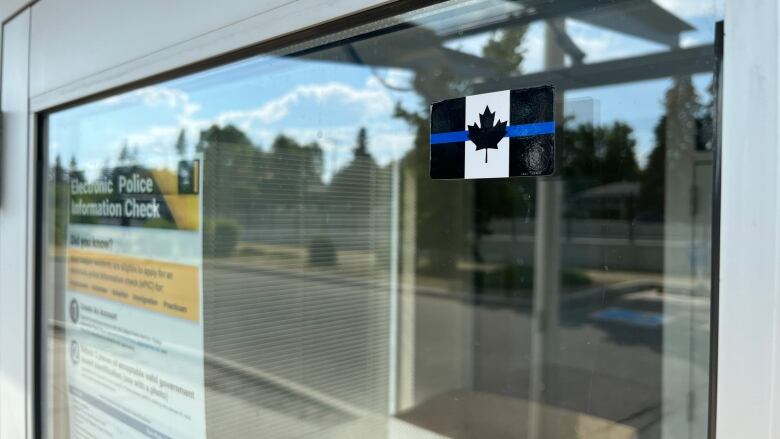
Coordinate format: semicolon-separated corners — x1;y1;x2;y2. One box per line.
48;258;708;439
415;283;709;439
204;262;681;437
205;262;709;438
590;307;664;328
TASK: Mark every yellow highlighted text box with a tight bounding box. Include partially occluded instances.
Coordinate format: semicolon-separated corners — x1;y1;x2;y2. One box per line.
67;248;200;322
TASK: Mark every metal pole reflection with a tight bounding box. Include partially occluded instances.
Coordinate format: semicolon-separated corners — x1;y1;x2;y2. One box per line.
528;17;565;439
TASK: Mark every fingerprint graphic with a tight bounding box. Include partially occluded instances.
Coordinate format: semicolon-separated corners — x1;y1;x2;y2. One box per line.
524;144;549;174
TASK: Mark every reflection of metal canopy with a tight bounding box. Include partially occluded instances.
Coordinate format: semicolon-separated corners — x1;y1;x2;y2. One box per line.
308;0;709;93
431;0;693;47
570;0;693;47
474;45;714;93
339;27;498;79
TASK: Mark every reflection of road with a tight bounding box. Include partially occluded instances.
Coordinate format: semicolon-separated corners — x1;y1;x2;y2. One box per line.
203;261;392;438
479;233;679;273
205;259;708;439
49;257;709;439
49;256;389;439
415;284;710;439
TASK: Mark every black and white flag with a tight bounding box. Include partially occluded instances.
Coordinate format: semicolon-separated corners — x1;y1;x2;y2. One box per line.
429;85;555;179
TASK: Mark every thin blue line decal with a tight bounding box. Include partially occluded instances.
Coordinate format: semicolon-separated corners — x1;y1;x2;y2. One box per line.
430;130;470;144
506;121;555;137
430;121;555;144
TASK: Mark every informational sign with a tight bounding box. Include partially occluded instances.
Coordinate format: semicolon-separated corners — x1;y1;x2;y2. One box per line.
429;85;555;179
65;158;206;438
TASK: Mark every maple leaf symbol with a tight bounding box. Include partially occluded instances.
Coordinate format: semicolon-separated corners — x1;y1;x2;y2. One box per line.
468;106;507;163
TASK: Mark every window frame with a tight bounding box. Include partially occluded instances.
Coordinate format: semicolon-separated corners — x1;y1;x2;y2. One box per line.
33;2;440;438
28;1;734;438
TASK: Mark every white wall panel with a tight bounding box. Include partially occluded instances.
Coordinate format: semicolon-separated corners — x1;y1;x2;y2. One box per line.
0;8;32;439
29;0;392;110
717;0;780;438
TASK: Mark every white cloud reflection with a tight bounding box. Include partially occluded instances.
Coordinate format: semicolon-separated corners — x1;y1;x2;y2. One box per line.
104;86;201;116
94;73;414;182
654;0;724;19
213;80;394;126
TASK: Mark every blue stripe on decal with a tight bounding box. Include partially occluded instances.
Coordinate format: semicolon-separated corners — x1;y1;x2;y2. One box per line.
430;130;470;144
430;121;555;144
506;121;556;137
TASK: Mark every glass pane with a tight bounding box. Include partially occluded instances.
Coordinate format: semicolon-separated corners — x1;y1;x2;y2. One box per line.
41;1;723;438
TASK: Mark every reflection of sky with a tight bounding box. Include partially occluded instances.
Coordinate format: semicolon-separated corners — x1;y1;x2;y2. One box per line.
444;0;721;165
51;58;420;182
49;0;723;179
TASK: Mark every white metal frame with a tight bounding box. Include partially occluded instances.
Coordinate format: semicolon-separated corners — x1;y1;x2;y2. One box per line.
0;4;40;426
0;0;777;438
716;0;780;437
26;0;396;113
0;8;33;439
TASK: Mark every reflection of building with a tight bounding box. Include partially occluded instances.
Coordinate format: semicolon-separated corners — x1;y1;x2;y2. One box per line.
570;181;639;220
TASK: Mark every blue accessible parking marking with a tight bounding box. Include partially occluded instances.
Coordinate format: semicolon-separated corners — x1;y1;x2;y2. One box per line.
590;307;665;328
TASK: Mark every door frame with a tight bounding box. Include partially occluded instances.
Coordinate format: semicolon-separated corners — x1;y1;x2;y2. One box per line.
715;1;780;437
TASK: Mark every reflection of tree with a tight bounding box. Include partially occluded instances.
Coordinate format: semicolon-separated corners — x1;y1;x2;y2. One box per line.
50;122;387;255
196;124;253;152
196;124;266;236
329;127;379;214
355;127;370;158
268;133;324;202
482;27;528;77
562;76;713;222
51;155;70;245
602;122;640;184
192;124;401;255
472;26;534;242
394;25;531;277
68;156;85;183
326;127;391;258
53;155;64;180
562;121;640;220
638;77;711;221
638;117;666;220
395;104;469;276
562;122;639;184
174;128;187;157
117;142;140;166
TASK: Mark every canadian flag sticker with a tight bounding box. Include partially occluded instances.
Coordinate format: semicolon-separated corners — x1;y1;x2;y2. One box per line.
429;85;555;179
